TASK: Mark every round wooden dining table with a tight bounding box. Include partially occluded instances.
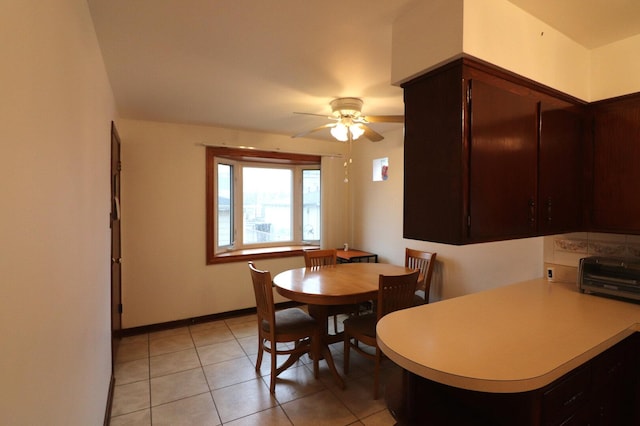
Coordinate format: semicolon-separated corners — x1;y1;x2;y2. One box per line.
272;262;418;388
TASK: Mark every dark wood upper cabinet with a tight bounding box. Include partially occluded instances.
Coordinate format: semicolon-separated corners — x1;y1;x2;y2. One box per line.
589;94;640;233
538;103;585;235
403;57;586;244
468;79;539;241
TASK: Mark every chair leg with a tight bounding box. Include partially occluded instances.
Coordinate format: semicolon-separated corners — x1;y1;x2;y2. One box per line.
373;347;380;400
343;332;350;375
312;333;320;379
255;335;264;372
274;340;305;376
269;342;277;394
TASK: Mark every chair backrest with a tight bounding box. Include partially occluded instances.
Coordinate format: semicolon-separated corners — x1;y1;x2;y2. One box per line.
248;261;276;333
405;248;437;296
376;270;421;321
303;248;337;268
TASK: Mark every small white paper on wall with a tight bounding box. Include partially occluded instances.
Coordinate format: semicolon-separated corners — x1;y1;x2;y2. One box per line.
372;157;389;181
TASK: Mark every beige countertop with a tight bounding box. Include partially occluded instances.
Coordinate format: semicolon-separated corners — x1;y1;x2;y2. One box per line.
377;279;640;393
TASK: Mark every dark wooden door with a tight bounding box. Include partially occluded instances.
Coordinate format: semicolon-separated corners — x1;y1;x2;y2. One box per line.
590;95;640;233
468;79;539;241
538;103;584;234
110;122;122;363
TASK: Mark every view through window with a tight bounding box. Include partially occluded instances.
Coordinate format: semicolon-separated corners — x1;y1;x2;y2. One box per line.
206;147;321;263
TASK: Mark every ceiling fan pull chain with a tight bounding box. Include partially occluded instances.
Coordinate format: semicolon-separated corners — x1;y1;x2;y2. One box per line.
344;133;353;183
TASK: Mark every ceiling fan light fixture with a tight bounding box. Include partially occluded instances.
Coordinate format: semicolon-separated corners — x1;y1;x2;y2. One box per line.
330;122;349;141
350;123;365;140
292;96;401;142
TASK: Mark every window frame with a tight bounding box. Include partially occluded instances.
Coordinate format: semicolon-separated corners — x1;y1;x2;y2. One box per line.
206;147;321;264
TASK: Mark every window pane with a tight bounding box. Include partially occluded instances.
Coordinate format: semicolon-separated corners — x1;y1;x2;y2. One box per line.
303;169;321;241
243;167;292;244
217;163;233;246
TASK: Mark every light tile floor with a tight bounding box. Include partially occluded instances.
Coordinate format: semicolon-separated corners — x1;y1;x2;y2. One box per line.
109;311;400;425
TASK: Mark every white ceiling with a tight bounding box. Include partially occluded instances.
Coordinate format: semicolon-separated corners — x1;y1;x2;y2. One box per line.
87;0;640;141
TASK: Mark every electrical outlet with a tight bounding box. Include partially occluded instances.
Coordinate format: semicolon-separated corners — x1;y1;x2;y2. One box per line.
546;267;555;281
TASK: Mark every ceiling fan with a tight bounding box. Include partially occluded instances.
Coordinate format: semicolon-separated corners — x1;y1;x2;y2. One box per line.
292;97;404;142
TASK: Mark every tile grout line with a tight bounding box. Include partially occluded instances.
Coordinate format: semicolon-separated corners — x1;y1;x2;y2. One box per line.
189;323;223;425
112;314;396;425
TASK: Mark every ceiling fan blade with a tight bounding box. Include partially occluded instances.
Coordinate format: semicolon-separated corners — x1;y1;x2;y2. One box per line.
361;115;404;123
362;125;384;142
291;123;335;138
293;112;336;120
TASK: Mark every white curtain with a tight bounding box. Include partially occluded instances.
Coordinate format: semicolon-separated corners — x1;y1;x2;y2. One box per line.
320;156;350;249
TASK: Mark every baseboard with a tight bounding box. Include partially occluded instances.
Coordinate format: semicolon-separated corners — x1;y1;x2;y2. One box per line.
120;301;301;337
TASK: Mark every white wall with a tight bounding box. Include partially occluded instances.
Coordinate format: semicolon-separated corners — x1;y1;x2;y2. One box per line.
0;0;116;424
393;0;640;101
391;0;464;85
117;119;349;327
591;34;640;101
462;0;591;100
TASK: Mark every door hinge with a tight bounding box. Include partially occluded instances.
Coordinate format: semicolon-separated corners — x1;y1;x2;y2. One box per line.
117;161;122;172
118;303;123;314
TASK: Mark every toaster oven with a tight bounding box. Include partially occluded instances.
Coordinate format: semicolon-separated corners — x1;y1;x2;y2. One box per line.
578;256;640;302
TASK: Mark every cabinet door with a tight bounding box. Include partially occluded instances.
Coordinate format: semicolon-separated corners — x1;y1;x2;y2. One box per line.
468;79;539;241
591;96;640;233
589;333;639;425
538;103;584;234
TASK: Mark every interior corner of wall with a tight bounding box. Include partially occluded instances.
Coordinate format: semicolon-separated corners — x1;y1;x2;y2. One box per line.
589;34;640;101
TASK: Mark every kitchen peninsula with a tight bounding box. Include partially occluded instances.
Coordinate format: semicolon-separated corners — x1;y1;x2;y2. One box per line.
377;279;640;425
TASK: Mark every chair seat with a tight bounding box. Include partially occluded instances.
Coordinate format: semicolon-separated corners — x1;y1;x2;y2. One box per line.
343;313;376;338
413;290;426;306
261;307;317;334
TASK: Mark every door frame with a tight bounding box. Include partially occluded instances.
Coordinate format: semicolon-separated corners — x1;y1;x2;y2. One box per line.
110;121;122;363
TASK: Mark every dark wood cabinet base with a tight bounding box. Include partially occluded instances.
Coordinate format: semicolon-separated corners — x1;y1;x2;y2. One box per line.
386;333;640;426
387;369;539;426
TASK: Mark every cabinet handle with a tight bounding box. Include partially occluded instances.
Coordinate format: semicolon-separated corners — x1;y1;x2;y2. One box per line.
528;198;536;223
563;390;584;407
607;361;623;376
559;412;577;426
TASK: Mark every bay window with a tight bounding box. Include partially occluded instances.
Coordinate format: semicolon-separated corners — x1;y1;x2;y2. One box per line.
206;147;321;263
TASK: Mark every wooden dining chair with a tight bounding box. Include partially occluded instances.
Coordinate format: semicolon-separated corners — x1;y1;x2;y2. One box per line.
303;249;360;334
248;261;320;393
343;270;420;399
405;248;437;305
303;248;337;267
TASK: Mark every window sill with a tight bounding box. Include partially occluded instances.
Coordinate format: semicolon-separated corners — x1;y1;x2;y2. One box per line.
207;245;319;265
